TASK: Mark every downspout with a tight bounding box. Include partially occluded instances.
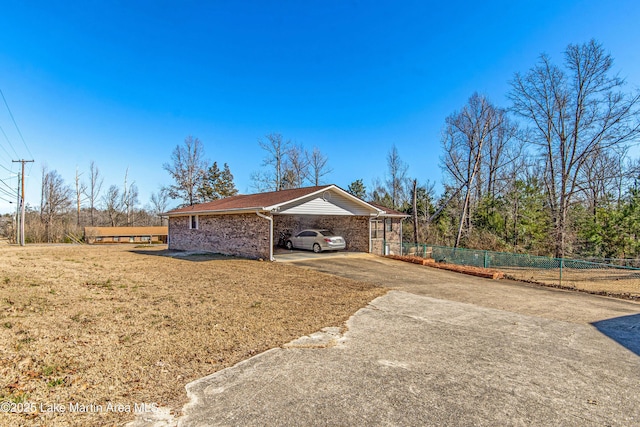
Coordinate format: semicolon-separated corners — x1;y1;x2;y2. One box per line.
400;217;404;256
256;211;274;261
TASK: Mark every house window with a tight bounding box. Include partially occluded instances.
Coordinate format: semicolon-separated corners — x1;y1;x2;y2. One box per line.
129;236;135;243
385;218;393;232
113;236;120;242
189;215;198;230
141;236;151;242
96;237;103;242
371;220;382;239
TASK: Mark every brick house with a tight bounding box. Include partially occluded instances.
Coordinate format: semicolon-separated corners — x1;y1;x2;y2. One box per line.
164;185;407;260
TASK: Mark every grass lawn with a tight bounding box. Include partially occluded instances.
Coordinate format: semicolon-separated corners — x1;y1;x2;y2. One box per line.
0;244;385;426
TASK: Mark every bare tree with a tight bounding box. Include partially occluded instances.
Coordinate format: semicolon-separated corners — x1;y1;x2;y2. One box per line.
307;147;332;186
253;133;291;191
386;145;408;210
103;185;122;227
40;168;73;242
579;146;628;216
286;144;309;188
163;136;207;206
441;93;504;248
481;116;519;200
84;161;103;226
150;188;170;225
121;168;139;226
74;167;87;226
510;40;640;257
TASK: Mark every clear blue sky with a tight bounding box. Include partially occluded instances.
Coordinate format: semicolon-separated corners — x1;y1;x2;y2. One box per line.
1;0;639;213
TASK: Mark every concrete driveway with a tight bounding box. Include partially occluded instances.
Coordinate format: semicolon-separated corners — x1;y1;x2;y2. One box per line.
273;248;368;263
151;256;640;426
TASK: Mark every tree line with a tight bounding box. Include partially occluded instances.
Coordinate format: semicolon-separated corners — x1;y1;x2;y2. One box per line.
0;162;171;243
350;40;640;260
2;39;639;261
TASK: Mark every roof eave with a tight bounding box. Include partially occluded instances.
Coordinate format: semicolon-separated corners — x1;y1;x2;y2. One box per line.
165;207;270;216
379;213;410;218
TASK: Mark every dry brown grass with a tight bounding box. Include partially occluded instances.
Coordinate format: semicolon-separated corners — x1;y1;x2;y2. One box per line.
0;244;385;426
501;267;640;299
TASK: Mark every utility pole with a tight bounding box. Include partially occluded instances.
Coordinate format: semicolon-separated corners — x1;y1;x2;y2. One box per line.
12;159;34;246
15;172;20;244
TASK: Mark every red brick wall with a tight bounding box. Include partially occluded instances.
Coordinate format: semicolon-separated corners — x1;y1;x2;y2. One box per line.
371;218;403;255
168;213;271;259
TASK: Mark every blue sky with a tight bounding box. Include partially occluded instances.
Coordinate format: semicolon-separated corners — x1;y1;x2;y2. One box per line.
1;0;640;213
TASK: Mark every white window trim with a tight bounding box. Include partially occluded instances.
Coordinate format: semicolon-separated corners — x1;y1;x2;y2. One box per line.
189;215;199;230
371;219;382;239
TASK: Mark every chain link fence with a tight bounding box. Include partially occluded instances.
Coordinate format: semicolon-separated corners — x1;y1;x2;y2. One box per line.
383;241;640;299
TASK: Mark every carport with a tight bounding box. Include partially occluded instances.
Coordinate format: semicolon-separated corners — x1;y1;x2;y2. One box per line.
165;185;406;260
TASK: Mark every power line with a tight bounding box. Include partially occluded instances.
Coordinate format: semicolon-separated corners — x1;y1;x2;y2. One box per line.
0;122;19;160
0;187;16;201
0;182;13;198
0;176;17;193
0;162;15;174
0;177;17;196
0;88;33;160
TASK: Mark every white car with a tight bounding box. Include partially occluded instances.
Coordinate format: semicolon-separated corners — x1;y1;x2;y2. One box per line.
285;229;346;253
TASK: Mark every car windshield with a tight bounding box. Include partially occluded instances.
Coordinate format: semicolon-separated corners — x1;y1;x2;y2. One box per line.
318;230;334;236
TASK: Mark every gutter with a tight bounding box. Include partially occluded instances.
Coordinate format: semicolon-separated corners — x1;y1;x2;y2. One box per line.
400;217;404;256
255;211;274;261
165;207;267;217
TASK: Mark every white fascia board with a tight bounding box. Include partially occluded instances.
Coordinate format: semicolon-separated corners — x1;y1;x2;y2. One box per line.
166;207;268;216
262;185;333;211
265;184;383;214
378;212;410;218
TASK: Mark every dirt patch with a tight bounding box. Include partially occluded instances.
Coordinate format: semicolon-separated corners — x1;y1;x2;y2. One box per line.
385;255;504;280
0;245;385;426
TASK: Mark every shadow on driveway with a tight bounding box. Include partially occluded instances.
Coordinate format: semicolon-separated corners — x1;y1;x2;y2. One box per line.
130;249;241;262
592;313;640;356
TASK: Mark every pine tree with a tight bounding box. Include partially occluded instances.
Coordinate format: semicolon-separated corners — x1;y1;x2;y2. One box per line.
347;179;366;199
199;162;238;201
218;163;238;199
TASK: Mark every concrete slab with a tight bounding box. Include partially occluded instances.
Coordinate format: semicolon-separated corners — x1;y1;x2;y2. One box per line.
291;256;640;325
273;249;372;263
177;291;640;426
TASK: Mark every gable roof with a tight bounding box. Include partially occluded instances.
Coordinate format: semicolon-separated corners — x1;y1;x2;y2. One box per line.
165;185;396;217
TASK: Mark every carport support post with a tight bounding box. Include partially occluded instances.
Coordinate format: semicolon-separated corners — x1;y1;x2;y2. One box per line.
256;211;274;261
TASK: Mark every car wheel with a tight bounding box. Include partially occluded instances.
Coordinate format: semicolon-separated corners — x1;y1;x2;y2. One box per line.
285;240;293;250
313;243;321;253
